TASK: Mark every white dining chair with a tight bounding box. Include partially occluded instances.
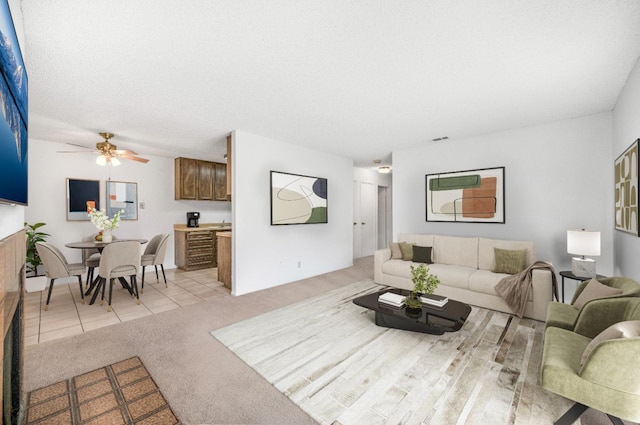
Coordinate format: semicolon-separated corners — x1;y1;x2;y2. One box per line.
36;242;86;310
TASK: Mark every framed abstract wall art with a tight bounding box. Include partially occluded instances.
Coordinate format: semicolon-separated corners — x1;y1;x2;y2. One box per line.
106;180;138;220
270;171;328;225
615;139;639;236
67;178;100;221
425;166;505;223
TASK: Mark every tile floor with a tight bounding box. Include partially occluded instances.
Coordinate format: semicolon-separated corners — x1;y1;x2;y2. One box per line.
24;267;229;346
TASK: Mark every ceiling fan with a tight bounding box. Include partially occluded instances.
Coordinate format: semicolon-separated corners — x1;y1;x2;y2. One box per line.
58;132;150;166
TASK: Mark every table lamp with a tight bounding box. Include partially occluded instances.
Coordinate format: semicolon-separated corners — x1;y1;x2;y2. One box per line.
567;229;600;278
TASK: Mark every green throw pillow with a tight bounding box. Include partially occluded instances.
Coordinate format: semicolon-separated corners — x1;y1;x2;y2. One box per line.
493;248;527;274
399;242;414;261
412;245;433;264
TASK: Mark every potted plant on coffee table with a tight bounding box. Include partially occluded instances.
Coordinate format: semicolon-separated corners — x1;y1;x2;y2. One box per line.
406;263;440;311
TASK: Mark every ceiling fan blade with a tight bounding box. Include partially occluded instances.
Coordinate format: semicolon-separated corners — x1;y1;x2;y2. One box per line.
119;154;149;163
56;150;93;154
113;149;139;155
66;142;93;150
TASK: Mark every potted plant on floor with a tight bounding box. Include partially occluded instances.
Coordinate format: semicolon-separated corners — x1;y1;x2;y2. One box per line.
406;263;440;312
25;222;49;292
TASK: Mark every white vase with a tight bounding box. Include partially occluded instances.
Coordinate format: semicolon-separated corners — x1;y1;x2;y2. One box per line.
102;229;113;243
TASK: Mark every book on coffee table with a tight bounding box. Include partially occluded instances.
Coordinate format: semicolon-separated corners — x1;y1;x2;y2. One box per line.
420;294;448;307
378;292;406;307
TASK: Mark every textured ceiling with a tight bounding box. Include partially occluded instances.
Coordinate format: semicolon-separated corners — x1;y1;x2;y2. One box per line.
19;0;640;167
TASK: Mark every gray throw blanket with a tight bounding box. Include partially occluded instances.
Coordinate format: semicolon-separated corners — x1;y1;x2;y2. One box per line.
495;261;558;318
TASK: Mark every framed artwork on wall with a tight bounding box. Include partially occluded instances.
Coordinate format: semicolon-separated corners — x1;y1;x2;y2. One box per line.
615;139;639;236
106;180;138;220
67;178;100;221
425;166;505;223
270;171;328;225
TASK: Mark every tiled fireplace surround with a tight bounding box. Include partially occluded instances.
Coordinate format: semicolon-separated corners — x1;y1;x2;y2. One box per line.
1;230;26;424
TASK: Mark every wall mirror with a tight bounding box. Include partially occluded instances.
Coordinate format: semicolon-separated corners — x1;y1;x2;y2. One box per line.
106;180;138;220
67;178;100;221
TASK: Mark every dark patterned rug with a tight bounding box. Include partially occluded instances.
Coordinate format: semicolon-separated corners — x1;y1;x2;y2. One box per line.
25;356;179;424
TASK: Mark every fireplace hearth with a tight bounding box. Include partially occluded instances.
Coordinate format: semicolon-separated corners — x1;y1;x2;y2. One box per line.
1;231;26;425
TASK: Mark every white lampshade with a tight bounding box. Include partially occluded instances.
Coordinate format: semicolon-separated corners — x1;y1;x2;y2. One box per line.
96;155;107;166
567;229;601;257
110;157;121;166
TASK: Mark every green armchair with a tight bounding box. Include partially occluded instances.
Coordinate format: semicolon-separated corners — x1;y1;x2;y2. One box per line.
541;297;640;424
545;276;640;331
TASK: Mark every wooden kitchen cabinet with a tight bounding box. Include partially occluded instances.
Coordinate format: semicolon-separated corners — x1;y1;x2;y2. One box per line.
175;157;228;201
198;160;215;200
175;157;198;200
214;162;227;201
175;229;216;271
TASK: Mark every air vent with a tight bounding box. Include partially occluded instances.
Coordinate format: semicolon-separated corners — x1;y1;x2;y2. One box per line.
432;136;449;142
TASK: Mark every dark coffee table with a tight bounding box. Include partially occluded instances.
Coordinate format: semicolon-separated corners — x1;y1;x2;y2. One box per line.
353;288;472;335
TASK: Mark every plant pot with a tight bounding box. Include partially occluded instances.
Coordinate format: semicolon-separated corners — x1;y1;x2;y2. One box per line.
405;292;422;310
102;229;112;243
25;276;47;293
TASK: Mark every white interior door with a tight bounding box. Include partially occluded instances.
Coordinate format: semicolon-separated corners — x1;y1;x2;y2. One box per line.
359;182;377;257
353;180;361;258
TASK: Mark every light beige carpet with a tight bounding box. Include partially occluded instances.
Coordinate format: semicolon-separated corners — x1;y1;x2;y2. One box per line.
24;257;633;424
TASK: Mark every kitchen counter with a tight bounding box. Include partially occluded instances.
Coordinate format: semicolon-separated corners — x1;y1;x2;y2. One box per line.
174;223;232;232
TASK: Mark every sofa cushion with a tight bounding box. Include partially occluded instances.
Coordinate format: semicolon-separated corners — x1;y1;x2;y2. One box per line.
398;234;434;248
493;248;528;274
580;320;640;366
433;235;478;268
478;238;536;271
427;264;475;290
389;242;402;259
399;242;413;261
412;246;433;264
572;278;623;310
381;259;413;278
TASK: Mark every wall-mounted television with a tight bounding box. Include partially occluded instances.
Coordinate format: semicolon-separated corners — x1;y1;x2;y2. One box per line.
0;0;28;205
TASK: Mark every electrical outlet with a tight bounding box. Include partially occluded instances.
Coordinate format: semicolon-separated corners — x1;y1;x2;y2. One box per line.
298;261;301;268
139;202;145;209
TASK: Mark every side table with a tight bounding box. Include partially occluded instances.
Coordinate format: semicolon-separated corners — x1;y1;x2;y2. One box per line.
558;271;607;303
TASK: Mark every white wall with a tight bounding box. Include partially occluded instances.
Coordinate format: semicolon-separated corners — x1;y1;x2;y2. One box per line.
613;57;640;278
392;113;614;276
232;130;353;295
24;138;231;266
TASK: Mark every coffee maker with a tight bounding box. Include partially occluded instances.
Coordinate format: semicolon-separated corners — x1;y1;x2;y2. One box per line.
187;212;200;228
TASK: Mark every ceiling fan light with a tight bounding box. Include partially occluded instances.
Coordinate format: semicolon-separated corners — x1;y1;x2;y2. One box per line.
110;157;121;166
96;155;107;166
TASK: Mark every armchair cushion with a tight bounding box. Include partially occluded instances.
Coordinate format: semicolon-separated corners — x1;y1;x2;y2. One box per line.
580;320;640;366
572;278;623;310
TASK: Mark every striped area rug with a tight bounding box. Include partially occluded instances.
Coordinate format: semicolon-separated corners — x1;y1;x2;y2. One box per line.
212;279;570;425
25;356;179;424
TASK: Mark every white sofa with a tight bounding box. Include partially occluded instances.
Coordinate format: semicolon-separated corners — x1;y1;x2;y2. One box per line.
374;234;553;321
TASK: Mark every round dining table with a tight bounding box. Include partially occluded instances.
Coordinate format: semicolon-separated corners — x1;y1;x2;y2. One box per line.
65;239;148;304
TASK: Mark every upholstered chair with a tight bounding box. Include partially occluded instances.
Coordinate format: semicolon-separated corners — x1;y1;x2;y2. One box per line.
541;297;640;424
545;276;640;331
140;233;170;293
97;241;141;311
81;234;101;288
35;242;86;310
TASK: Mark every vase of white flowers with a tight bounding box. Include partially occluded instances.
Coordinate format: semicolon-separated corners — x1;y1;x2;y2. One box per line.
88;208;124;242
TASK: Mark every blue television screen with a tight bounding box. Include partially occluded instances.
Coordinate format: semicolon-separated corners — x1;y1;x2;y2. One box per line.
0;0;27;205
